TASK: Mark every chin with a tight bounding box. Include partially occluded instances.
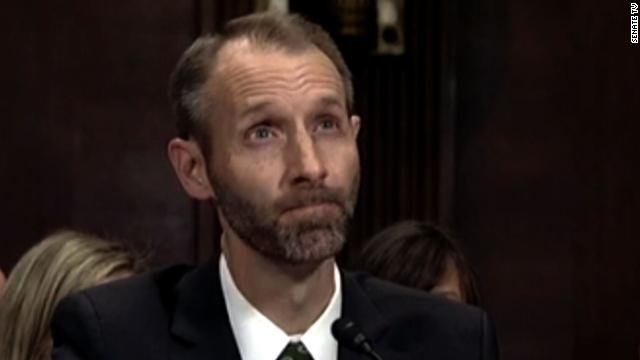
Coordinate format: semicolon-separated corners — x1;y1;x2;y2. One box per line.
273;228;346;265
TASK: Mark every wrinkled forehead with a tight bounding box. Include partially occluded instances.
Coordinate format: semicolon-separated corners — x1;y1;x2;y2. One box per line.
211;39;347;109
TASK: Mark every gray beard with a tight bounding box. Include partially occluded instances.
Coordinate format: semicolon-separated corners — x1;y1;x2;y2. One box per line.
210;173;359;265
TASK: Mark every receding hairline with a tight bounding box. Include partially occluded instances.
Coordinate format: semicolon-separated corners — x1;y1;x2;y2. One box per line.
198;37;348;124
215;36;339;70
168;12;355;155
208;37;344;89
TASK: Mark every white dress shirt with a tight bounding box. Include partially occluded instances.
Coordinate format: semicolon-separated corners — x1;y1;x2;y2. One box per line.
219;255;342;360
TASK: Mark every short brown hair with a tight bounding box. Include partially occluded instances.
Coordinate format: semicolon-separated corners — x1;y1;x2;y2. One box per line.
169;12;353;155
359;221;481;306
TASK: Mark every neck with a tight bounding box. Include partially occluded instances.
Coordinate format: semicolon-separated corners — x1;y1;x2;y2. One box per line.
222;231;336;335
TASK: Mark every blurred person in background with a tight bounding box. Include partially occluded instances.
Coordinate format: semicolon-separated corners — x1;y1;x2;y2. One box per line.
359;220;481;306
0;229;142;360
0;269;6;297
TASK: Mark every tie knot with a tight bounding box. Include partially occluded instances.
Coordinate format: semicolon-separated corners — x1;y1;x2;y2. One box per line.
277;341;314;360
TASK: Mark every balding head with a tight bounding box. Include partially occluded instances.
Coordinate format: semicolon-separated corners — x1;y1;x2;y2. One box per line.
168;12;353;157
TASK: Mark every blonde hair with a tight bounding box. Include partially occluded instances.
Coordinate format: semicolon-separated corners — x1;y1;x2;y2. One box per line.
0;230;141;360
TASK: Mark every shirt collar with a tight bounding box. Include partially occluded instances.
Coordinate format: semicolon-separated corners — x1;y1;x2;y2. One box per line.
219;255;342;360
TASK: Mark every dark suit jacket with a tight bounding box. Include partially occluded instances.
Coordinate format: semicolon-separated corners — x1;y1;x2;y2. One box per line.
51;260;499;360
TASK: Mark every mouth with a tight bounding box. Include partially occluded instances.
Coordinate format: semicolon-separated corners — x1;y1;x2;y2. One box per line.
281;202;342;218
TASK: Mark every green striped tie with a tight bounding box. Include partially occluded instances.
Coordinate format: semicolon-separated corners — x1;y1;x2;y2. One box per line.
276;341;314;360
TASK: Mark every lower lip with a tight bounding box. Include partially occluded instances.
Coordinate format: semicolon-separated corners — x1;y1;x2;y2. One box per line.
285;203;339;216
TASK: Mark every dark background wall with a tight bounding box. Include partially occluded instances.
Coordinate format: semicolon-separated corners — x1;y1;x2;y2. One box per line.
1;0;638;359
1;0;198;267
455;1;640;358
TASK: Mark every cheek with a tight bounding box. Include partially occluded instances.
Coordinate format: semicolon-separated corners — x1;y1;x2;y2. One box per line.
320;142;360;183
223;152;284;192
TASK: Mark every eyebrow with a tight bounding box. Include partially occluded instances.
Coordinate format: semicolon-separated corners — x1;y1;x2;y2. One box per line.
317;95;345;109
239;101;274;119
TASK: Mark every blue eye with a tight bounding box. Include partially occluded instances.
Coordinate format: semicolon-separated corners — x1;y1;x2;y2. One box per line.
247;124;278;143
255;127;272;139
321;120;336;129
317;117;340;132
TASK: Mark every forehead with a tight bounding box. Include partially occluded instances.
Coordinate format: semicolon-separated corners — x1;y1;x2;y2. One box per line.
213;39;346;108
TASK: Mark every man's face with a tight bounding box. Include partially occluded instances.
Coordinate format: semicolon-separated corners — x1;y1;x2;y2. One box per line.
205;41;360;265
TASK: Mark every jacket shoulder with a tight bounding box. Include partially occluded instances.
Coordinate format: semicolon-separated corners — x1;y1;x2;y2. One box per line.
347;271;482;316
344;271;499;359
52;264;195;359
83;263;193;311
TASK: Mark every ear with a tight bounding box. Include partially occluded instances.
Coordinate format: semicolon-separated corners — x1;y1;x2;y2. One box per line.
349;115;361;139
167;138;215;200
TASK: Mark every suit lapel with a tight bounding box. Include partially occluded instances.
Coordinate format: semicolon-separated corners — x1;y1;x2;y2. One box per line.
339;271;390;360
169;259;242;360
166;264;393;360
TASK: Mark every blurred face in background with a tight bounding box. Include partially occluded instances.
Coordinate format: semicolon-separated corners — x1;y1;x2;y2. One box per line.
430;258;464;303
0;269;6;297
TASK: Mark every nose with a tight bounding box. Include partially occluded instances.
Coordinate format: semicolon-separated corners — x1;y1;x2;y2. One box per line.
285;130;328;187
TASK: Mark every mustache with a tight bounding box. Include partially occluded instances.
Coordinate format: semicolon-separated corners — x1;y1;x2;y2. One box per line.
275;187;348;214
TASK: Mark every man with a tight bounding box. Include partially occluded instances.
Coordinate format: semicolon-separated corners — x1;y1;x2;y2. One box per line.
51;12;498;360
